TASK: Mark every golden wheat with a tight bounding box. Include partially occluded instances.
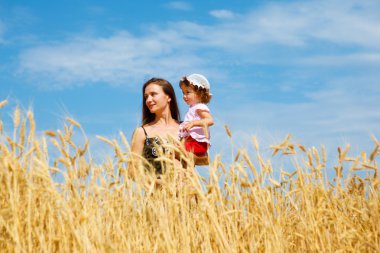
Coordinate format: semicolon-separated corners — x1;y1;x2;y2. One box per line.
0;106;379;252
0;100;7;109
66;117;81;129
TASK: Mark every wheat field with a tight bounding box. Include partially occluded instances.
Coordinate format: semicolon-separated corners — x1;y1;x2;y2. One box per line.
1;101;379;252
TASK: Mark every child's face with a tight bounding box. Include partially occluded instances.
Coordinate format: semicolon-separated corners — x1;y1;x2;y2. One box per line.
180;84;201;106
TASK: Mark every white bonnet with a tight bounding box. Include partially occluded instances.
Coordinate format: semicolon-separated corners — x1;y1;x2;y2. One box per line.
182;73;210;90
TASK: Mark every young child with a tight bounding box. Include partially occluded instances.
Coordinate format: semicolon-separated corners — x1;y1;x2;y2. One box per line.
179;73;213;158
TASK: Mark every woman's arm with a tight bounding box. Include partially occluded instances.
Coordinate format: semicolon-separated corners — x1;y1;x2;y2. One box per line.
129;127;145;179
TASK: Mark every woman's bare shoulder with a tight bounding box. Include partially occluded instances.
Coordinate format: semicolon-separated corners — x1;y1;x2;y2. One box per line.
131;127;146;154
132;127;145;140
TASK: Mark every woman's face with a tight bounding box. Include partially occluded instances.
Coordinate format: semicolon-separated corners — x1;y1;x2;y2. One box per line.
144;83;171;114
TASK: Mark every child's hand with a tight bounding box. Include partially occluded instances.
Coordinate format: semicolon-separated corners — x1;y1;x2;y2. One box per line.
182;121;194;131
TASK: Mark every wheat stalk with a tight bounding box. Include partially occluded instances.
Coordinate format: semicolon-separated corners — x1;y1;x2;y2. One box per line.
0;104;379;252
66;117;81;128
0;99;8;109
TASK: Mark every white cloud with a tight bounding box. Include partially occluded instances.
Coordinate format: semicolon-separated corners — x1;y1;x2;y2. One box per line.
204;0;380;50
17;0;380;89
209;10;235;19
308;1;380;49
215;73;380;155
164;2;192;11
18;31;207;89
298;53;380;66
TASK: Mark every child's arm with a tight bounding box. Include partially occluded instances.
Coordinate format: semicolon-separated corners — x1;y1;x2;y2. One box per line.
181;109;214;131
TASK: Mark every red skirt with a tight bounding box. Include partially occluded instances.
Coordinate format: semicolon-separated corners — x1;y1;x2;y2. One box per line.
184;136;208;156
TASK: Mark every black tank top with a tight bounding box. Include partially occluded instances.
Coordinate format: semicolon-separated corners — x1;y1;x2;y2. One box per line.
142;126;165;174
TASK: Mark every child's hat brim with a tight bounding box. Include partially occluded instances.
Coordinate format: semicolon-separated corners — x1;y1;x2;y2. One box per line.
182;73;210;90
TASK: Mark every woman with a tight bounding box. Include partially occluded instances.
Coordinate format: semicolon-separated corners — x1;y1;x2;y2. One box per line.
129;78;181;182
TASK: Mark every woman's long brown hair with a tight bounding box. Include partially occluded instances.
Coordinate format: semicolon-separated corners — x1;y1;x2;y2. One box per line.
142;78;181;125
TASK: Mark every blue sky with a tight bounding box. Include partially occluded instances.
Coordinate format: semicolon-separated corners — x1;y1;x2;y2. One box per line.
1;0;380;173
